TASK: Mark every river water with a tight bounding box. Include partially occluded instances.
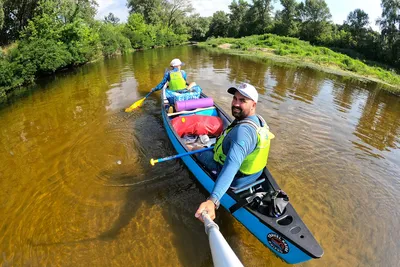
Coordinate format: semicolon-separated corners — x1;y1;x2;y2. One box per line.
0;46;399;267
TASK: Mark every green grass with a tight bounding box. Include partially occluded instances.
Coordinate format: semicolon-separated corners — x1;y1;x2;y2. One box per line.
199;34;400;95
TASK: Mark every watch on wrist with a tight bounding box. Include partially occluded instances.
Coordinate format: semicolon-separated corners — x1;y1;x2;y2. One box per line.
207;196;220;209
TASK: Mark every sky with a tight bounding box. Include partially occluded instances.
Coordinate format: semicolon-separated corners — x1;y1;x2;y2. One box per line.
95;0;383;31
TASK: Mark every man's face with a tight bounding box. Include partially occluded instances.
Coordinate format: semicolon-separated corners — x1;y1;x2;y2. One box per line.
231;91;256;120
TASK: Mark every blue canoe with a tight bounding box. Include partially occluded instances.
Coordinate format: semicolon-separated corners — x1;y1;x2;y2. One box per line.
161;89;323;264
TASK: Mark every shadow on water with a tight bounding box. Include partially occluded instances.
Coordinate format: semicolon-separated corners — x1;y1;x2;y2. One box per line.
97;105;215;266
31;100;217;266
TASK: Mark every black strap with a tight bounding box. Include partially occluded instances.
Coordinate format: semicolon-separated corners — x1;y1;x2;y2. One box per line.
229;199;250;214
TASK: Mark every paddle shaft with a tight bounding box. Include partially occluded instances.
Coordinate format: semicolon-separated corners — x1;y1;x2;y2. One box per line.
150;146;213;165
202;212;244;267
144;90;153;98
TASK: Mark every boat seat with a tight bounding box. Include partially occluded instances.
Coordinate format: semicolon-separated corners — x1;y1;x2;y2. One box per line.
232;178;265;194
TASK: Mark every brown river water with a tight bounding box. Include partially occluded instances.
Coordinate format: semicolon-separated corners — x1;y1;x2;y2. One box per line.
0;46;399;267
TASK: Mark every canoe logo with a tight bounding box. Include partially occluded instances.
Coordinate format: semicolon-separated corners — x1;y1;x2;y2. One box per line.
267;233;289;254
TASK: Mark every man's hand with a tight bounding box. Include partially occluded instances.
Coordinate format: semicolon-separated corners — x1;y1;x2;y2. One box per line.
195;200;216;222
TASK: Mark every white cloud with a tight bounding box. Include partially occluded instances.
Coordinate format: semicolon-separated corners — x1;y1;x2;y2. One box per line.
190;0;231;17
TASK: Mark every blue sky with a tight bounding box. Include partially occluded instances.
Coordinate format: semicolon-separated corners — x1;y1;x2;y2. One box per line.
96;0;383;31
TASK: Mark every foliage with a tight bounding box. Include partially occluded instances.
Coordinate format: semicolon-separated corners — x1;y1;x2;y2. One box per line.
123;12;189;49
100;23;131;56
246;0;274;34
208;11;230;38
13;39;72;74
2;0;400;98
0;0;39;45
200;34;400;89
163;0;194;30
274;0;300;37
0;0;4;30
0;0;102;94
61;19;100;64
128;0;163;25
345;9;370;32
298;0;332;43
57;0;98;24
104;13;120;25
378;0;400;68
128;0;193;32
228;0;250;37
186;14;211;41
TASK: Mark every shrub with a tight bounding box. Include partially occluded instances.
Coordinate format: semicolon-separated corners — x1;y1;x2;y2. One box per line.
16;39;72;74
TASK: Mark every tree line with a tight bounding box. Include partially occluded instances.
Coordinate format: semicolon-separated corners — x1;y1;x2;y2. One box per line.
0;0;191;97
0;0;399;98
199;0;399;71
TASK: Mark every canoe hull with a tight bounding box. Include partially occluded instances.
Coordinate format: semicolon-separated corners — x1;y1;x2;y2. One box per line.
161;90;323;264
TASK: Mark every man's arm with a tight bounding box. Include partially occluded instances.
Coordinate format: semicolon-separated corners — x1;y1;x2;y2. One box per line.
195;125;257;221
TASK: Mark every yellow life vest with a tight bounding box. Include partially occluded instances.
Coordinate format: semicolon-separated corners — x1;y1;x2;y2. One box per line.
168;71;187;91
213;115;273;175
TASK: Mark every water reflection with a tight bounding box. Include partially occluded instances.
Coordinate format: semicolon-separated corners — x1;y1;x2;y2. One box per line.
354;89;400;152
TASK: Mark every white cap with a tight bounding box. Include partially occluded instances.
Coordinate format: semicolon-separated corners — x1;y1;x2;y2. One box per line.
228;83;258;103
170;58;184;67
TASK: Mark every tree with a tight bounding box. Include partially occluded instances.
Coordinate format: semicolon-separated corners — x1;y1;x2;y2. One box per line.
0;0;4;30
58;0;98;24
0;0;39;45
377;0;400;67
20;0;100;64
208;11;229;38
186;13;211;41
127;0;193;34
127;0;163;25
124;12;155;48
298;0;332;43
274;0;300;37
99;23;131;56
345;9;370;31
244;0;274;35
344;9;370;47
163;0;193;30
104;13;120;25
228;0;250;37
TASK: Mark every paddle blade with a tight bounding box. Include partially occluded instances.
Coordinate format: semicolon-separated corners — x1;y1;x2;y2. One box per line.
269;132;275;140
125;97;145;112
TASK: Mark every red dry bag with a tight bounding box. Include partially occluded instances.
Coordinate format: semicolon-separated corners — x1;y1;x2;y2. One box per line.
171;115;223;137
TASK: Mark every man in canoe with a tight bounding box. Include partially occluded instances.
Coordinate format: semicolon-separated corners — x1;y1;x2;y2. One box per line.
151;58;197;103
195;83;271;221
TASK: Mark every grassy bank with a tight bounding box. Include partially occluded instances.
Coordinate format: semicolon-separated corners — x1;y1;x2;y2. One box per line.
198;34;400;95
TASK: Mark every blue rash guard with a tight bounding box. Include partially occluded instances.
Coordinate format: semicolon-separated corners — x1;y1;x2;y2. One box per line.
153;68;187;91
197;115;263;203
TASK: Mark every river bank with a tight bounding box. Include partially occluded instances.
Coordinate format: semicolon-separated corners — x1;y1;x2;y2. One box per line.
198;35;400;95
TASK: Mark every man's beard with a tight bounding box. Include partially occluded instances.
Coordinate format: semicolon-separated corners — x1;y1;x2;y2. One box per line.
231;106;245;120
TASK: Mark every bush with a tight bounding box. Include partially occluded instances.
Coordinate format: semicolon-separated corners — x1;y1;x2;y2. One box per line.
0;59;14;87
16;39;72;74
61;20;100;64
100;23;131;56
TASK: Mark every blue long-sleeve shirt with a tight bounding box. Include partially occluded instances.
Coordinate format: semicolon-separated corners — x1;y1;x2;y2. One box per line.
210;115;263;202
153;68;187;91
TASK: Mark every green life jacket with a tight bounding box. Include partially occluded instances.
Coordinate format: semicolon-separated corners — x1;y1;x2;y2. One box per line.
168;71;187;91
213;115;272;175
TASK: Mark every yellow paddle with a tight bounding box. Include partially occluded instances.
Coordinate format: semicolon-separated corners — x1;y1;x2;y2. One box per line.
269;131;275;140
125;90;154;112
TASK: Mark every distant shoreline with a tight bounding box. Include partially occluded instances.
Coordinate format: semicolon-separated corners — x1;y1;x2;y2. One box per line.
197;36;400;96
